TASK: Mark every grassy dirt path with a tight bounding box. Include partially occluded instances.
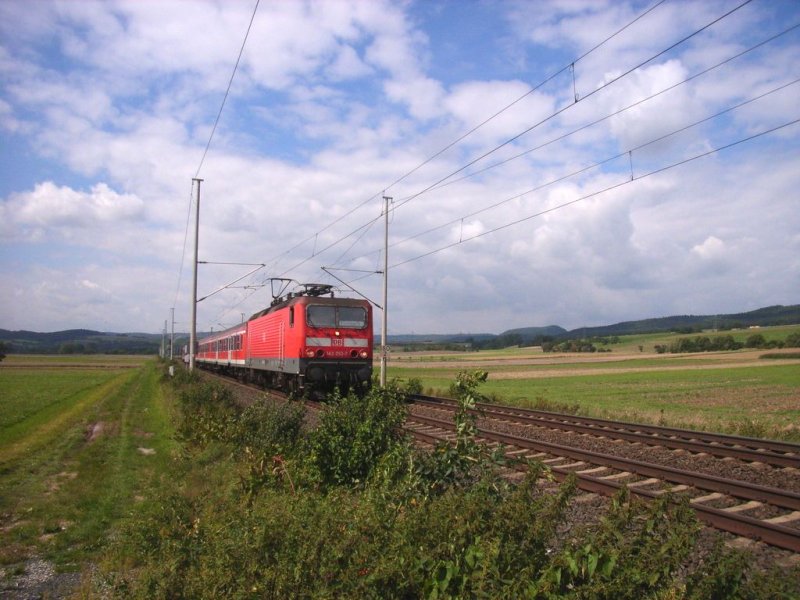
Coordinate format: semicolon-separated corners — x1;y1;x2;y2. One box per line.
0;360;176;596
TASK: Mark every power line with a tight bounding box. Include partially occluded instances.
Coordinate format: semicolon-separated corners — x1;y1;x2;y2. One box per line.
172;0;260;317
339;29;800;267
266;0;754;281
193;0;775;321
415;22;800;197
171;180;195;309
387;118;800;269
389;0;756;216
252;0;672;277
376;0;671;200
194;0;260;179
243;10;795;302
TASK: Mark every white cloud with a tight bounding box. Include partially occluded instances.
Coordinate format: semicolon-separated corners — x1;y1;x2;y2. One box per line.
81;279;101;290
691;235;725;261
328;45;373;81
444;80;556;145
2;182;143;235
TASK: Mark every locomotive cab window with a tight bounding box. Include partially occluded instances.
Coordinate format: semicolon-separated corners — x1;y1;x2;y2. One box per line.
306;305;336;328
306;305;366;329
338;306;367;328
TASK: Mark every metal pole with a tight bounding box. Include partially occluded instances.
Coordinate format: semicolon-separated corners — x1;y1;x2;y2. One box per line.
380;195;391;387
161;320;166;358
190;178;203;371
170;307;175;360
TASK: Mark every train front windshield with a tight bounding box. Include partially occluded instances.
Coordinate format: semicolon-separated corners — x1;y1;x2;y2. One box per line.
306;305;367;329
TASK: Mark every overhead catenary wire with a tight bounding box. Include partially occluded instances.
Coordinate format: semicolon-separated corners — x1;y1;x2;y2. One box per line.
343;92;800;282
388;0;756;216
339;29;800;267
373;0;672;201
171;0;260;317
265;0;756;281
412;21;800;197
386;118;800;269
249;0;673;277
194;0;261;179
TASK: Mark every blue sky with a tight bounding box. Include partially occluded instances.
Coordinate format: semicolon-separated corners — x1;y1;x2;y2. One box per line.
1;0;798;335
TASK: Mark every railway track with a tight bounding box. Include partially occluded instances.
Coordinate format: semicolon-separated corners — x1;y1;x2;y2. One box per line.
410;394;800;469
406;397;800;553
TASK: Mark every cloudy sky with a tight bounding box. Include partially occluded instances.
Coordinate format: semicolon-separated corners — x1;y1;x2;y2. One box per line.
1;0;798;336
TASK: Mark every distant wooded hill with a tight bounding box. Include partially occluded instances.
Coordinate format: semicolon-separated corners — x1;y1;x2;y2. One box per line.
0;329;188;355
388;304;799;348
1;304;797;354
547;304;800;339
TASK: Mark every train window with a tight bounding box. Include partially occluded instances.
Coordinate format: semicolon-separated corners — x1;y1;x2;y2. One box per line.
306;305;336;328
307;305;367;328
338;307;367;328
289;307;294;327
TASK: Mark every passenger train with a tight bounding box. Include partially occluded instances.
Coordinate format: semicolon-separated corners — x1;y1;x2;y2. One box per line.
193;284;373;395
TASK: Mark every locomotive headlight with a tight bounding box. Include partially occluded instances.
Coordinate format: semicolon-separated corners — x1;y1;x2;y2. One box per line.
359;350;368;358
305;349;315;358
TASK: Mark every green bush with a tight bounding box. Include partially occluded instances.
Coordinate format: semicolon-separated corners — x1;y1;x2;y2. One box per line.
786;332;800;348
175;382;240;448
308;383;408;488
232;399;305;457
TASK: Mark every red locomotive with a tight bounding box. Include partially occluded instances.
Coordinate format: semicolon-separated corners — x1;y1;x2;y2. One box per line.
195;284;373;395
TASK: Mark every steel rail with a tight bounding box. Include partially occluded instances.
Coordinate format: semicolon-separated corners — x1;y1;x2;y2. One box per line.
411;395;800;468
416;394;800;455
405;420;800;553
406;412;800;510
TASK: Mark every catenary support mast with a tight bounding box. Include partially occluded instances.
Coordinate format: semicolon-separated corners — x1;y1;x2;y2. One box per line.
189;178;203;371
380;195;391;387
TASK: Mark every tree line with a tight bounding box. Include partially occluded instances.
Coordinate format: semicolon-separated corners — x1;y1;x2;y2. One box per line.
655;332;800;354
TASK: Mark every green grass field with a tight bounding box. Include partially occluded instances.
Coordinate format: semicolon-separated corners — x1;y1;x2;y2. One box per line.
387;328;800;439
0;356;175;577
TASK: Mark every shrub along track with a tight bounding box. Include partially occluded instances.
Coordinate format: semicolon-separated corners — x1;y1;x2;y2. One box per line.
407;395;800;554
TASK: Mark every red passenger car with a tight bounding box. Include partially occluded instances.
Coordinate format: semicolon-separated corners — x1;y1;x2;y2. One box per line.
196;284;373;395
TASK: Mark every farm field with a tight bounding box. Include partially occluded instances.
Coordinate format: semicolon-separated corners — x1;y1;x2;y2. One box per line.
387;335;800;439
0;354;148;368
0;356;174;595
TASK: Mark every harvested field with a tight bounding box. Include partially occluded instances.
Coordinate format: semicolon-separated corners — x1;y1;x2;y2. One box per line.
386;347;800;440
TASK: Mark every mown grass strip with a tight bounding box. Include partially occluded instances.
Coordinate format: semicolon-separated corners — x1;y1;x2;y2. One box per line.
0;360;177;572
0;370;134;467
0;369;124;433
